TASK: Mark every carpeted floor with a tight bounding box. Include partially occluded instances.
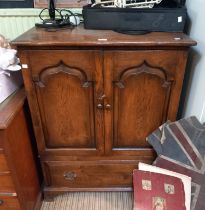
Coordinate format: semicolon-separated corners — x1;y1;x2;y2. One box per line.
41;192;133;210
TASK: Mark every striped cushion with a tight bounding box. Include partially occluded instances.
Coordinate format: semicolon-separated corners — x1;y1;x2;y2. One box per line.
147;116;205;210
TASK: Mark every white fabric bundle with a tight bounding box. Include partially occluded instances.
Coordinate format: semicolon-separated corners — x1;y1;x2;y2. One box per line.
0;47;21;71
0;34;21;72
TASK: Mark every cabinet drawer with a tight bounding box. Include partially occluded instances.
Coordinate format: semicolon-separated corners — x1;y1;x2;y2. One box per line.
44;161;141;188
0;196;20;210
0;174;15;192
0;154;9;172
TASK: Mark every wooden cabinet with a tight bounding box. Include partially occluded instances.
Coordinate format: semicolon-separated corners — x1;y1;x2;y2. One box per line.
0;89;41;209
12;26;196;199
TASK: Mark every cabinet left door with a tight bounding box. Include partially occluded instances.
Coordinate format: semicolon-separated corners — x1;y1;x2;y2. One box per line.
22;50;104;157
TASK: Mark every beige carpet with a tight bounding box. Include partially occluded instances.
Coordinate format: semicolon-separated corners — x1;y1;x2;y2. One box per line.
41;192;133;210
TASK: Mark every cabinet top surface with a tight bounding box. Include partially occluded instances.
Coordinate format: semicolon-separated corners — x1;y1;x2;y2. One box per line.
0;88;25;129
12;24;196;48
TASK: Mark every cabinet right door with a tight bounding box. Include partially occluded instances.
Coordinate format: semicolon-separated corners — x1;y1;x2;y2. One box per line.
104;50;188;156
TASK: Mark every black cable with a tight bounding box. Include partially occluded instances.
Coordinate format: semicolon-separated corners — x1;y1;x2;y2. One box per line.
59;9;78;26
39;8;62;21
36;8;80;29
38;8;47;21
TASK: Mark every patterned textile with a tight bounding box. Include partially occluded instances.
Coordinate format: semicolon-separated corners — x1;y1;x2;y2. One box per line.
41;192;133;210
147;116;205;210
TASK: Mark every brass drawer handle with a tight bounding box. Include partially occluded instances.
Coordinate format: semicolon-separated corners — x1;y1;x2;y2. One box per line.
0;200;4;205
64;172;77;181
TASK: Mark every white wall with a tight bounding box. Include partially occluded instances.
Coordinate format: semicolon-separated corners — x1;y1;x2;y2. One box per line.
183;0;205;122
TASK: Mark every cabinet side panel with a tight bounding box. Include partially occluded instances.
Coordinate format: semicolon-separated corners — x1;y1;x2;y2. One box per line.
4;108;41;210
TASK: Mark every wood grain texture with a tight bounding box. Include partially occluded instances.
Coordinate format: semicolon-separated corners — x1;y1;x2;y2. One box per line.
0;155;9;172
34;0;88;8
35;61;95;148
104;50;183;155
0;89;42;210
0;195;20;210
113;61;172;148
0;174;15;192
26;50;104;155
12;27;195;198
0;89;25;129
42;160;153;188
35;61;93;88
4;109;41;210
11;25;196;48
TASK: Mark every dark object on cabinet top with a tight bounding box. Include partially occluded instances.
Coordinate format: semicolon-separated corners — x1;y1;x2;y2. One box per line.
83;5;187;33
83;0;187;33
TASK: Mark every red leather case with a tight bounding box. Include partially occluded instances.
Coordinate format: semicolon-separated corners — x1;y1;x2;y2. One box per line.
133;170;186;210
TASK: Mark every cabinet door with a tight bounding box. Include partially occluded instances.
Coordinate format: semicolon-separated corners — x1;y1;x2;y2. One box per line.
104;50;188;156
25;50;104;156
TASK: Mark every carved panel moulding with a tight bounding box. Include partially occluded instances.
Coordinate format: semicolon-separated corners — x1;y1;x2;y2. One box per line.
113;61;174;89
34;60;94;88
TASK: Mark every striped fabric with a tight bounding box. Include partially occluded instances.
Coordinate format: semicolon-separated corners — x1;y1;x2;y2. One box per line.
147;116;205;210
41;192;133;210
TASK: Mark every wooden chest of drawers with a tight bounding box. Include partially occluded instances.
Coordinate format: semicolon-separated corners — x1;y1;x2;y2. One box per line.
0;89;41;210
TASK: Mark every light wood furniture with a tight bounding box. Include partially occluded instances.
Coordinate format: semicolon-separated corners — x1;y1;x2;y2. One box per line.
12;25;196;199
0;88;41;209
34;0;88;8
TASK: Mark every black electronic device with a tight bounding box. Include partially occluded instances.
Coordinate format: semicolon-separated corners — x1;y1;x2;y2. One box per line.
83;0;187;33
35;0;75;29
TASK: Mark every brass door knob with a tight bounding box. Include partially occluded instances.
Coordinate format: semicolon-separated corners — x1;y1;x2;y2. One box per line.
105;104;111;110
97;104;103;109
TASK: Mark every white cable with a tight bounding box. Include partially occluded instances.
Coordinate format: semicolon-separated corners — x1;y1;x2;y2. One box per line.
91;0;163;8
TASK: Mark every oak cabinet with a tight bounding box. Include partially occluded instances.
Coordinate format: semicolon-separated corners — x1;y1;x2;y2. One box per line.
12;25;196;199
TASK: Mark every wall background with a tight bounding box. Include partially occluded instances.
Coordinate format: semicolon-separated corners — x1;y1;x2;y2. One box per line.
182;0;205;122
0;9;42;40
0;4;204;122
0;8;81;41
